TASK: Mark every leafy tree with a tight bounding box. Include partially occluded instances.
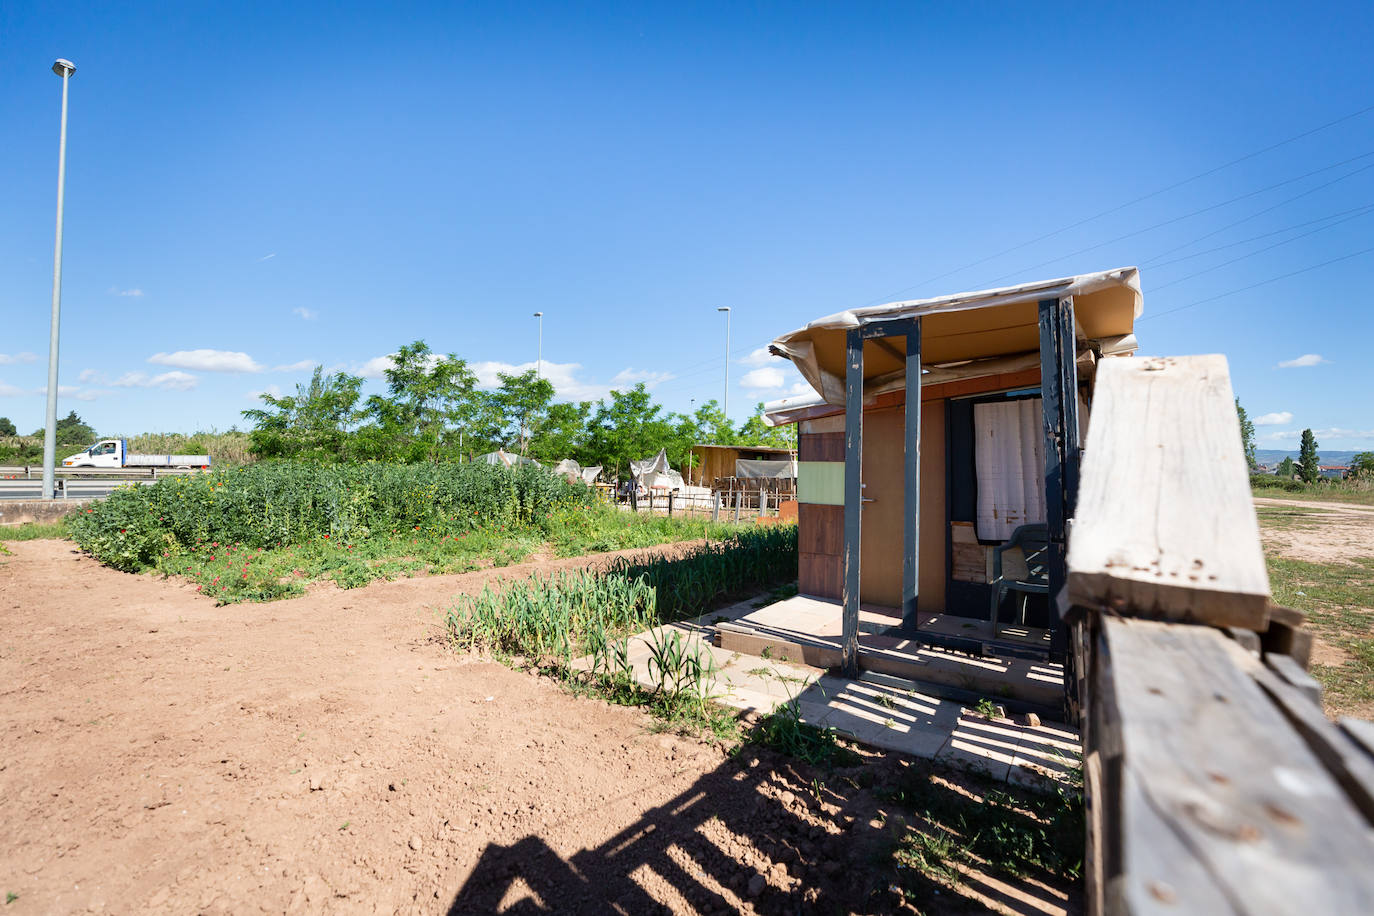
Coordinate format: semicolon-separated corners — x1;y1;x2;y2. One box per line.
477;370;556;454
0;416;16;437
1297;429;1321;483
53;411;95;444
690;400;734;446
529;400;592;465
1277;456;1296;478
1350;452;1374;479
736;403;797;450
584;384;682;478
242;367;363;460
360;340;477;462
1235;399;1256;470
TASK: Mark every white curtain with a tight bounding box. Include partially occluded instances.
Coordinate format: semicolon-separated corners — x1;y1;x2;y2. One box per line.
974;398;1046;541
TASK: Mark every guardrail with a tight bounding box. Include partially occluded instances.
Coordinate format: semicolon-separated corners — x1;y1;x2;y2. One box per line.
0;466;202;480
1066;355;1374;914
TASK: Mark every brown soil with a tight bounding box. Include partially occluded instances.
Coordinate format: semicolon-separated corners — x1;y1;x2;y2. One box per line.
1254;497;1374;565
0;540;1075;915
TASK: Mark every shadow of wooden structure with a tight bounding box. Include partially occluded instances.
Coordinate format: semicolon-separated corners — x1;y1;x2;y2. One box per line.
1064;354;1374;913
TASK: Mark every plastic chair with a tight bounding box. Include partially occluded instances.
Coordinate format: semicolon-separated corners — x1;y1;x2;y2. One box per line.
989;523;1051;633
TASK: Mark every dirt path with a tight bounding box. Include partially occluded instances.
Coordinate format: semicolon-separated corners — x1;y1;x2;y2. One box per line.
1;540;1074;915
1253;498;1374;565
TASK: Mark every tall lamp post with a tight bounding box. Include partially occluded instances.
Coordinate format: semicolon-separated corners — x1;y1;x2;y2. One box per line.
42;58;76;501
533;311;543;379
717;307;731;423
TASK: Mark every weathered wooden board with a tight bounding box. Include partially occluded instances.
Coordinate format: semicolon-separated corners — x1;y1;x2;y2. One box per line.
1067;355;1270;629
1101;617;1374;915
950;522;988;583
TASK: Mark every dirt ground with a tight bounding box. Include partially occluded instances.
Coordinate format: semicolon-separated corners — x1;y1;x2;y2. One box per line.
1;539;1074;915
1253;497;1374;564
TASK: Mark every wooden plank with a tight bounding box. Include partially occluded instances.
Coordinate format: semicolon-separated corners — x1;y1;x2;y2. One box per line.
1260;619;1313;670
1067;355;1271;630
1101;617;1374;914
1253;666;1374;824
799;432;844;462
842;327;864;678
902;319;921;629
1264;653;1322;706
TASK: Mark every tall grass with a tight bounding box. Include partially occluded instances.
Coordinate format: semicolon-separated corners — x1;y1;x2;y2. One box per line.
445;526;798;662
68;461;593;571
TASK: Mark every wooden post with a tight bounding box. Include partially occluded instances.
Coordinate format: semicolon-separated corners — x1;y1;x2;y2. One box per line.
668;491;674;517
712;495;719;523
902;320;922;631
1038;297;1071;653
842;327;864;678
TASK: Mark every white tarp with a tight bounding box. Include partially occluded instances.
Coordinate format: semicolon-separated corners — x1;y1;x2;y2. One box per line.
735;458;797;480
478;450;540;468
769;266;1142;406
630;448;684;491
553;459;602;485
974;399;1045;541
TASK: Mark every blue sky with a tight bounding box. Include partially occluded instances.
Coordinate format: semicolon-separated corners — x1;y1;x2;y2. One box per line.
2;1;1372;451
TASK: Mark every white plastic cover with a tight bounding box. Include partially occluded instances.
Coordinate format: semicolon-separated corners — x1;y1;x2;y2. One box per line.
630;448;684;490
735;458;797;480
478;450;540;468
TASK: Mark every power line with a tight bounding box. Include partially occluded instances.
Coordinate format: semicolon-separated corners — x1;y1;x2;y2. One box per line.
1148;206;1374;292
972;154;1374;289
1139;244;1374;322
851;103;1374;307
1145;203;1374;269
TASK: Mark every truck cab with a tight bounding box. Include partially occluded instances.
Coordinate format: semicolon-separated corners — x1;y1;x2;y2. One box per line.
64;439;126;468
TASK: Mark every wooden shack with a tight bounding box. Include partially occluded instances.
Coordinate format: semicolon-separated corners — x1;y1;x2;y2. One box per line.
686;444;796;488
764;267;1141;670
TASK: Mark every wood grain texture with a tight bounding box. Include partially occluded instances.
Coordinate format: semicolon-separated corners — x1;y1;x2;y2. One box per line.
1067;355;1270;629
1099;617;1374;915
799;431;845;462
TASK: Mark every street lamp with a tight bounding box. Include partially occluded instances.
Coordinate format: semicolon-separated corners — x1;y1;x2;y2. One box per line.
42;58;76;501
717;307;731;421
533;311;543;379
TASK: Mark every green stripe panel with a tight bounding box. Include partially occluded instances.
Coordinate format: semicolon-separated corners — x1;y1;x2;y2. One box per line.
797;461;844;506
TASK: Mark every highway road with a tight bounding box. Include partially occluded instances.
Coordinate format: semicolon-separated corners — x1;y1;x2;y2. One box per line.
0;479;144;500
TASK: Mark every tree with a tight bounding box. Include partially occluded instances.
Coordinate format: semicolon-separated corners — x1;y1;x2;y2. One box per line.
0;417;15;437
1235;398;1256;470
736;403;796;450
1350;452;1374;479
583;384;681;478
528;400;592;465
242;367;363;460
359;340;478;462
1297;429;1321;483
53;411;95;444
476;370;556;454
1277;456;1296;478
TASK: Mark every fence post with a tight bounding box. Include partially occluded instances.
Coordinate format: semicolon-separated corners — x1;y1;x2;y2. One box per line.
712;494;720;523
668;492;674;517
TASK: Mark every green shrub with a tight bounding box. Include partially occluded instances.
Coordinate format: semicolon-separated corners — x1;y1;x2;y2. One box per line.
68;461;594;571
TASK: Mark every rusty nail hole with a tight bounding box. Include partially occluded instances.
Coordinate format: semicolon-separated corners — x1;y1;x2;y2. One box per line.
1148;881;1177;904
1264;802;1301;826
1207;771;1230;785
1147;686;1164;695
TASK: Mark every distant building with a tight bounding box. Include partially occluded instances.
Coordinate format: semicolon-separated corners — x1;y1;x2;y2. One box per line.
1320;465;1350;480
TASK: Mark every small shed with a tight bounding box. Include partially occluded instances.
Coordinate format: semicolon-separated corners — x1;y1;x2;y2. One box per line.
688;444;797;488
764;266;1142;673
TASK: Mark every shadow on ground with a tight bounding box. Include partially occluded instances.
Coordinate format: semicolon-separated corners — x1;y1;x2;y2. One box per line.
447;742;1082;915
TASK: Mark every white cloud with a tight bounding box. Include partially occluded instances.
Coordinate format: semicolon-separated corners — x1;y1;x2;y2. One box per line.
1263;427;1374;443
248;385;283;401
259;253;277;261
0;380;26;397
739;347;782;368
112;371;198;391
788;381;814;396
1;380;105;400
1253;411;1293;426
293;307;318;320
740;367;785;390
272;360;316;372
0;352;38;365
609;368;675;390
150;349;265;373
110;287;143;298
1277;354;1330;369
357;355;396;379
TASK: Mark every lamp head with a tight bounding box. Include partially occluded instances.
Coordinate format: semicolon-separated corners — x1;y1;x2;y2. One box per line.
717;307;730;313
52;59;76;77
533;311;543;317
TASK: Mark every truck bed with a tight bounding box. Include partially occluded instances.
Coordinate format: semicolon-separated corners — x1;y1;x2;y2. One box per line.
124;455;212;467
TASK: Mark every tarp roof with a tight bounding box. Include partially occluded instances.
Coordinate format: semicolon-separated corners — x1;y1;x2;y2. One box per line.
769;266;1142;407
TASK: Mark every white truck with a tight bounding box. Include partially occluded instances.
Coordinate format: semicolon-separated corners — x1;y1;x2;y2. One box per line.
63;438;211;469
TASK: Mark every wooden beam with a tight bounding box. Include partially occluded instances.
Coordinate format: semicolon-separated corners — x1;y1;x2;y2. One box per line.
842;328;863;678
1097;617;1374;913
1038;298;1066;541
902;320;922;629
1067;355;1271;630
